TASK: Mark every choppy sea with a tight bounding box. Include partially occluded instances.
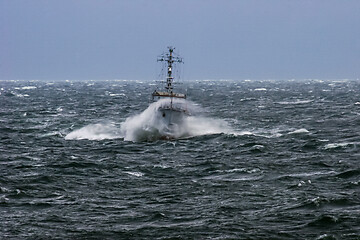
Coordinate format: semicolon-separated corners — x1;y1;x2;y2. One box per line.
1;79;360;239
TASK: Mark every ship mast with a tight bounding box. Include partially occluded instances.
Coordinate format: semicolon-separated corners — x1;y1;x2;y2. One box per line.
157;46;183;94
152;47;185;101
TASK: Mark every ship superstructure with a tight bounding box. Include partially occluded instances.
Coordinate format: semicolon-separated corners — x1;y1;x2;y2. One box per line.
152;47;186;100
152;47;189;138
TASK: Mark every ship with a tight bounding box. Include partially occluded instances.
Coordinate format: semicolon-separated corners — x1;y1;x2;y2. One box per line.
152;46;189;139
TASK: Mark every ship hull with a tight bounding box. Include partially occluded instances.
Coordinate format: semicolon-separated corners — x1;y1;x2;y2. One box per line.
157;107;187;139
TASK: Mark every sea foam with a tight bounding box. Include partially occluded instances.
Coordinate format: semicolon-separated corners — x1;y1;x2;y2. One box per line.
65;98;232;142
65;122;120;140
120;98;231;141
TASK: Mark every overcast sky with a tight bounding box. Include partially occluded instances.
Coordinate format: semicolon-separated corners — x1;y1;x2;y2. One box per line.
1;0;359;80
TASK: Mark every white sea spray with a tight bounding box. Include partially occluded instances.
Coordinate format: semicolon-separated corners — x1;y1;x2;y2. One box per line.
65;98;233;142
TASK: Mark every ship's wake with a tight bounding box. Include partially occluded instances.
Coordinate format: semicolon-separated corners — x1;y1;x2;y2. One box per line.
65;99;232;142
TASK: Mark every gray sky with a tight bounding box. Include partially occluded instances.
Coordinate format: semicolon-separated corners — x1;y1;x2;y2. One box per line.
1;0;359;80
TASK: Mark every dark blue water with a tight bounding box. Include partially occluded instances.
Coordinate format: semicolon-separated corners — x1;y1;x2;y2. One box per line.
1;79;360;239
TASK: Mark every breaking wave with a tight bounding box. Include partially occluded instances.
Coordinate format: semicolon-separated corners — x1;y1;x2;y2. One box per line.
120;99;232;141
65;122;120;140
65;99;233;142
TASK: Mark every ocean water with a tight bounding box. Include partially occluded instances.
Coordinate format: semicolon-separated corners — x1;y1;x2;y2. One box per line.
1;79;360;239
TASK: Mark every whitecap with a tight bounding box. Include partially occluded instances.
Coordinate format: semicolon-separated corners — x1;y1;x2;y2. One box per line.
41;131;64;138
288;128;309;134
153;164;171;169
65;122;121;140
224;168;247;173
252;128;283;138
226;168;260;173
254;88;267;91
0;196;9;203
276;100;312;105
109;93;126;96
21;86;37;90
125;171;144;177
182;115;232;137
0;186;10;193
231;131;253;136
324;142;353;150
298;180;306;187
15;93;29;97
